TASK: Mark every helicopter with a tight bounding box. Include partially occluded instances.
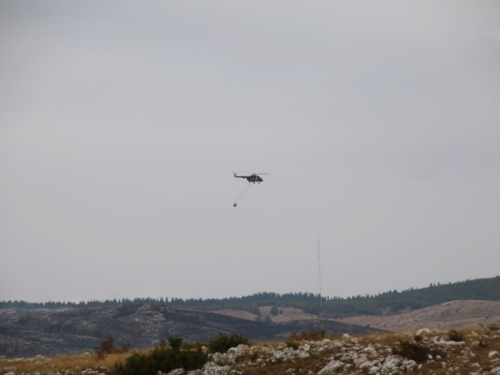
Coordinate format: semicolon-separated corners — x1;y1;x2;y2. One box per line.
233;172;267;184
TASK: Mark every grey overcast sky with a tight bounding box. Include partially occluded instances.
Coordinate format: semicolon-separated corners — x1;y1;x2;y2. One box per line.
1;1;500;303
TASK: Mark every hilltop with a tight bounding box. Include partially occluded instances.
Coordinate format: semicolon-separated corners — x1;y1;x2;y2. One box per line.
337;300;500;332
2;275;500;358
0;304;380;358
1;299;500;358
2;275;500;318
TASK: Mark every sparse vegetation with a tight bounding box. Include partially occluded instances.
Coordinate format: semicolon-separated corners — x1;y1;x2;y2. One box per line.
483;322;500;332
0;351;131;375
179;340;205;351
289;328;325;341
114;337;208;375
207;331;249;353
447;329;464;342
2;326;500;375
4;275;500;318
285;339;300;350
16;313;33;325
392;339;433;363
94;334;130;360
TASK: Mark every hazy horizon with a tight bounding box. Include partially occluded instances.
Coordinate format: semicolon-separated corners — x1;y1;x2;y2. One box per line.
2;1;500;303
3;274;500;305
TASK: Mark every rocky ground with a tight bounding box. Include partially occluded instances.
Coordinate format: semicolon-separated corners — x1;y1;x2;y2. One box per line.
2;325;500;374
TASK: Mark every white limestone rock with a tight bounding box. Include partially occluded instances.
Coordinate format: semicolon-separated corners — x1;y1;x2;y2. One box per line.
299;344;310;352
198;362;230;375
216;354;235;366
379;355;403;372
317;360;344;374
236;344;249;352
416;328;432;335
227;345;248;356
273;351;285;360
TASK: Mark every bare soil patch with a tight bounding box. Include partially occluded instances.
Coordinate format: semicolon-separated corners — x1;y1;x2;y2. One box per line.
211;309;257;321
336;300;500;332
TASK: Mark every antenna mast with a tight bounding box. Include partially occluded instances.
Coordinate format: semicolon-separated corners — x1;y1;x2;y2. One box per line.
318;238;323;329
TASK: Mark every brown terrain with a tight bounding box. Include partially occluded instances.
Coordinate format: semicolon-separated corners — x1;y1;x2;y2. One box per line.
215;300;500;332
0;303;381;358
336;300;500;332
214;306;317;323
2;300;499;358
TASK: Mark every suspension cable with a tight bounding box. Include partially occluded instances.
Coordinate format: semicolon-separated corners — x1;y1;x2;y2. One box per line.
233;184;252;207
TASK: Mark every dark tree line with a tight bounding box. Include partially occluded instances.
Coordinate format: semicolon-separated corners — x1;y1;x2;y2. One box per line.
2;276;499;318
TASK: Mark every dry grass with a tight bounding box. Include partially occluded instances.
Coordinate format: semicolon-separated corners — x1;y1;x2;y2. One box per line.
235;328;500;375
0;351;138;375
289;329;325;342
1;326;499;375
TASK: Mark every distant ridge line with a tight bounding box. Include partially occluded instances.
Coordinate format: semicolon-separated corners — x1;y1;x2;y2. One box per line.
2;275;500;318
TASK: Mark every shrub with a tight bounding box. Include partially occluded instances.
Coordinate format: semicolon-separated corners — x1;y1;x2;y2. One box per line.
285;340;300;350
181;341;205;351
115;338;208;375
16;314;32;326
447;329;464;342
263;315;272;323
250;306;261;317
484;323;500;332
392;340;430;363
392;339;444;363
168;337;183;350
94;334;130;359
207;332;249;353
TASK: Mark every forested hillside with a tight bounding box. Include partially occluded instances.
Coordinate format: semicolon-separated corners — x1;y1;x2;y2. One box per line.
2;276;499;317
